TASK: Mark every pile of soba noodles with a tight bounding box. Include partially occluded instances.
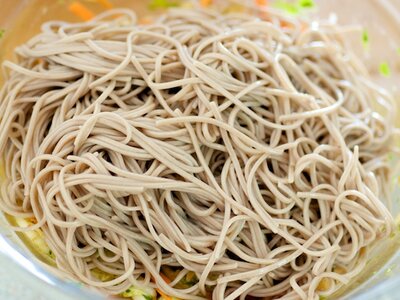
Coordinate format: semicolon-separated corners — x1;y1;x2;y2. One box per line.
0;6;396;300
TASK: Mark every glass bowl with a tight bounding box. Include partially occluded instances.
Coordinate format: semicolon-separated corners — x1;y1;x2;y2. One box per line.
1;1;400;299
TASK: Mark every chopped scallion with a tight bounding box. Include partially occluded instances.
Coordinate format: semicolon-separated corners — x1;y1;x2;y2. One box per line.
273;0;315;15
148;0;179;10
273;1;299;15
379;61;391;77
362;30;369;48
298;0;315;8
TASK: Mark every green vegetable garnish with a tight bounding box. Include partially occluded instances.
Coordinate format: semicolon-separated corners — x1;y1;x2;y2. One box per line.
0;29;5;39
148;0;179;10
379;61;391;77
362;30;369;48
273;0;315;15
319;296;327;300
298;0;315;8
121;285;156;300
397;48;400;55
273;1;300;15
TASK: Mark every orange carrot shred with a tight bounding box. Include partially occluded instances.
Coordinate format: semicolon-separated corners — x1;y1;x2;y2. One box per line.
255;0;268;6
280;20;292;28
97;0;113;9
157;289;173;300
26;217;38;224
138;17;153;25
156;273;173;300
160;272;172;284
68;1;95;21
200;0;212;7
279;20;308;32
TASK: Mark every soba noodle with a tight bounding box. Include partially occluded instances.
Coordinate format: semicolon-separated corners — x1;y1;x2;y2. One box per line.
0;7;396;300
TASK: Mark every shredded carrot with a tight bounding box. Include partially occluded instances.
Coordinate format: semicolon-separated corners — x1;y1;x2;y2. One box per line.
255;0;269;19
97;0;113;9
26;217;37;224
280;20;292;28
160;272;172;283
200;0;212;7
138;17;153;25
157;289;173;300
155;273;173;300
279;20;308;32
255;0;268;6
68;1;95;21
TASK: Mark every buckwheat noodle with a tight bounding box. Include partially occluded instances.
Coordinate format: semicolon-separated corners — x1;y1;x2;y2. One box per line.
0;7;396;300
